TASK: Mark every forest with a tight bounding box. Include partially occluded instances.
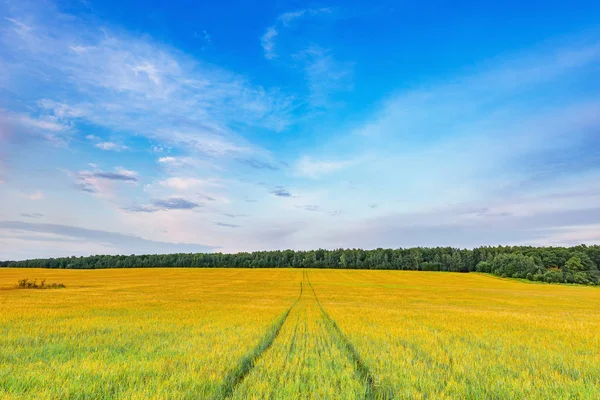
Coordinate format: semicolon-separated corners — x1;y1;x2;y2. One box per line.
2;245;599;285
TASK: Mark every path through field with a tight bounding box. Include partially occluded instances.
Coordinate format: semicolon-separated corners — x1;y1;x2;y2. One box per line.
230;271;375;399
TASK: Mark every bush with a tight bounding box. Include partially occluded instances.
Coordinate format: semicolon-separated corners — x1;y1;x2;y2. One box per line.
476;261;492;273
573;272;590;285
563;271;575;284
587;270;600;285
16;279;65;289
491;254;542;278
544;271;563;284
526;272;534;281
420;262;440;271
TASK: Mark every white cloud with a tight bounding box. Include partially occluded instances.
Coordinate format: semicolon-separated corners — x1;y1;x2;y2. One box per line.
260;8;333;60
159;177;220;191
261;9;350;108
37;99;84;119
114;167;138;179
0;107;75;147
18;115;69;132
95;141;129;151
294;45;353;107
69;167;139;198
4;17;32;34
88;137;130;154
19;190;44;200
527;224;600;247
278;10;307;26
295;156;355;178
157;128;251;157
0;221;215;260
158;156;177;164
152;145;167;153
156;155;223;175
261;26;278;60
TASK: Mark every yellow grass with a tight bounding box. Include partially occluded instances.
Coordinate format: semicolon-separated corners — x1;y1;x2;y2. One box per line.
1;268;599;399
0;268;300;399
310;270;600;398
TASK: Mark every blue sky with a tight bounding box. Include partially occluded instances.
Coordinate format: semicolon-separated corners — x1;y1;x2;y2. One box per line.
1;0;600;259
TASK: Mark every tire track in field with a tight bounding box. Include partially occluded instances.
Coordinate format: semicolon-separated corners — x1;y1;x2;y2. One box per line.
285;308;301;363
214;279;303;399
306;272;388;400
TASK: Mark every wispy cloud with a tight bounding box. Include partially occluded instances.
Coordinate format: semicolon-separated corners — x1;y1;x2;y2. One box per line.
294;45;353;107
158;177;220;191
271;186;292;197
158;156;177;164
223;213;245;218
95;142;129;151
90;172;137;182
1;4;294;169
215;222;240;228
237;158;282;171
19;190;44;200
18;115;69;132
153;197;199;210
70;167;138;196
0;220;215;259
20;212;44;218
295;156;355;179
4;17;32;34
260;8;332;59
93;169;138;181
86;134;130;152
0;109;73;145
261;26;279;60
261;9;351;109
126;197;201;213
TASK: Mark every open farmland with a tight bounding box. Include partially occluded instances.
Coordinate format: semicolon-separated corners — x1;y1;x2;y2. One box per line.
1;268;599;399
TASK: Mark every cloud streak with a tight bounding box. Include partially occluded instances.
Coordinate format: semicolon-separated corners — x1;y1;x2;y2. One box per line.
92;172;137;181
153;197;200;210
215;222;240;228
0;220;216;259
295;156;355;178
271;186;292;197
20;213;44;218
19;190;44;200
125;197;201;213
260;8;332;59
70;167;139;196
95;142;129;151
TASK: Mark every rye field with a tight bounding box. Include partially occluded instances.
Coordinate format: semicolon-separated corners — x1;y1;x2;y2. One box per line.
1;268;599;399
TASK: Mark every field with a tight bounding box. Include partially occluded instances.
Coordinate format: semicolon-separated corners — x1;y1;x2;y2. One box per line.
1;268;599;399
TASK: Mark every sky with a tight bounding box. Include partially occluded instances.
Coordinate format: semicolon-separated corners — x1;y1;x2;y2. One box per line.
1;0;600;260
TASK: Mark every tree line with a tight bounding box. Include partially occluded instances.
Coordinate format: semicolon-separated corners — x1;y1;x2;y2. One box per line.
2;245;599;285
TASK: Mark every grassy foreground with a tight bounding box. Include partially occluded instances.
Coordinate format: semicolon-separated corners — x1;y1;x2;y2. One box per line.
1;268;599;399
